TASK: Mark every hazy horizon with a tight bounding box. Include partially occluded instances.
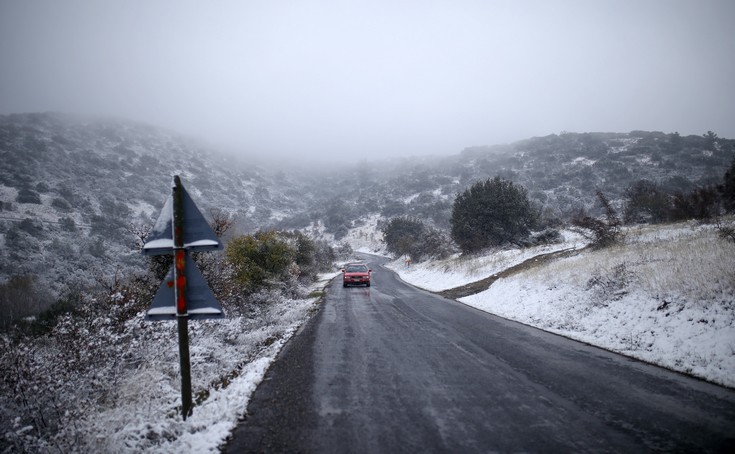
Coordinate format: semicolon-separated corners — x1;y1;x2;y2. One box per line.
1;0;734;163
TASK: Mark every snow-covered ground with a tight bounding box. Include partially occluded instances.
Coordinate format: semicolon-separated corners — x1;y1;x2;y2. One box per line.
1;273;340;453
387;221;735;388
343;213;387;256
386;230;586;292
5;219;732;451
120;273;339;453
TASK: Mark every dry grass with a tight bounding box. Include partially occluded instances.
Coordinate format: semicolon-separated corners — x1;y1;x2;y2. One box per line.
436;242;570;278
530;221;735;305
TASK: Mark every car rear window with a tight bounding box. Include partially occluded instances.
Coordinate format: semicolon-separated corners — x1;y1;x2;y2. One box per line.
346;265;368;272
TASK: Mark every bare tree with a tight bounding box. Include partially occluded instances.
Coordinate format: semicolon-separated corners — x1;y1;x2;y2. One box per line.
572;191;622;248
209;208;235;239
126;222;152;250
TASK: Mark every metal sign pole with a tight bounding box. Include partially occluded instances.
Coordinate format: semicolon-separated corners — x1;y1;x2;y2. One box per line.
143;174;224;419
172;176;193;419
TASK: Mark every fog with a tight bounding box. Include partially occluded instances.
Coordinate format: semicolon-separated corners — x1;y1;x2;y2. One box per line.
1;0;734;163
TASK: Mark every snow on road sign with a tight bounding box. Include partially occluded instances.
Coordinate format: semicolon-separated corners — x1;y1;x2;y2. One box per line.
141;175;226;420
142;179;222;256
145;250;224;320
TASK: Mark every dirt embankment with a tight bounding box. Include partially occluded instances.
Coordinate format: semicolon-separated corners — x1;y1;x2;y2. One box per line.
437;247;585;300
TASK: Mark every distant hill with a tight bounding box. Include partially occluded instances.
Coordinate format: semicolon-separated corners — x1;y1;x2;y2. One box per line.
1;112;733;298
450;130;733;217
0;113;305;297
273;130;734;235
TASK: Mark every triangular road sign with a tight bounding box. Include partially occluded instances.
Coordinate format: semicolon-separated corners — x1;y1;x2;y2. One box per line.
142;179;222;256
145;253;225;321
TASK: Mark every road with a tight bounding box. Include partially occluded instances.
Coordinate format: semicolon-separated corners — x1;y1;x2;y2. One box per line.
223;255;735;453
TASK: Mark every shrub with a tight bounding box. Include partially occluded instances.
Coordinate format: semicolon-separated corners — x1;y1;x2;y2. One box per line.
51;197;72;211
28;289;83;334
670;186;720;221
334;242;353;262
225;231;295;295
527;228;563;246
312;239;336;273
450;177;538;253
382;217;424;256
208;208;235;239
381;200;407;218
716;220;735;244
623;180;672;224
18;218;43;237
572;191;622;249
586;262;634;307
278;231;332;281
15;188;41;204
333;224;349;241
88;236;106;258
323;199;353;234
58;217;76;232
382;217;451;261
0;276;53;329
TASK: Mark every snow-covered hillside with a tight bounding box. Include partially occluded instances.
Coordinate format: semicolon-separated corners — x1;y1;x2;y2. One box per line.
387;220;735;388
0;113;312;301
2;112;734;451
0;272;339;453
2;113;733;304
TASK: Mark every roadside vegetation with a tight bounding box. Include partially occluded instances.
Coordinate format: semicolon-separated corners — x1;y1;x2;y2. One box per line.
0;219;340;452
389;217;735;388
450;176;539;253
380;217;451;261
386;158;735;387
1;115;734;450
460;220;735;388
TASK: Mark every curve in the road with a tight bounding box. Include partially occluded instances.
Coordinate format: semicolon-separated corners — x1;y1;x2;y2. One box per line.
224;255;735;453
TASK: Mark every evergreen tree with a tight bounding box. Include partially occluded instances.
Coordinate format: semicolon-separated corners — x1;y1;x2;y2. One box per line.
382;217;425;257
450;177;537;253
623;180;672;224
381;217;449;261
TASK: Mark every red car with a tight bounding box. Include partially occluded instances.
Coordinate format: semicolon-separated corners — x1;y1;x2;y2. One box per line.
342;263;372;287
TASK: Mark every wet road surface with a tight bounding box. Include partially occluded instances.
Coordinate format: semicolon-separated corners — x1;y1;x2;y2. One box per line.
224;255;735;453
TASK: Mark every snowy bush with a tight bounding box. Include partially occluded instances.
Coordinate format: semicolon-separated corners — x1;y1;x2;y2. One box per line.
225;230;333;297
520;228;563;247
58;217;76;232
15;188;41;204
51;197;72;211
0;276;53;329
382;216;452;261
716;219;735;244
586;262;635;307
572;190;622;248
0;254;324;452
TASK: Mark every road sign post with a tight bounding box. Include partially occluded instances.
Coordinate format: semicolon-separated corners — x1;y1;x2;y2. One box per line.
172;176;194;419
142;175;225;420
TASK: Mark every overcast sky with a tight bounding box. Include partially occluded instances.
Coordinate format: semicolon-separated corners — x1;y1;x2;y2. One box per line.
1;0;734;163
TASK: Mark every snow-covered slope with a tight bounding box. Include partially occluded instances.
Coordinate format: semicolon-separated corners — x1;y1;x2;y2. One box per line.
389;221;735;388
0;113;308;298
2;113;732;301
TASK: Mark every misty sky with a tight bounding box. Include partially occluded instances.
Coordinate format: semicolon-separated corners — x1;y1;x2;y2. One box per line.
1;1;734;162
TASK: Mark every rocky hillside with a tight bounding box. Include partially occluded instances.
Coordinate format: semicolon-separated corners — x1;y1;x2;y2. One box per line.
274;130;734;235
1;113;733;301
0;113;306;299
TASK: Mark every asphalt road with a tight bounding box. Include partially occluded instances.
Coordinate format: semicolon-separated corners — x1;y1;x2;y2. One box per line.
223;254;735;453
